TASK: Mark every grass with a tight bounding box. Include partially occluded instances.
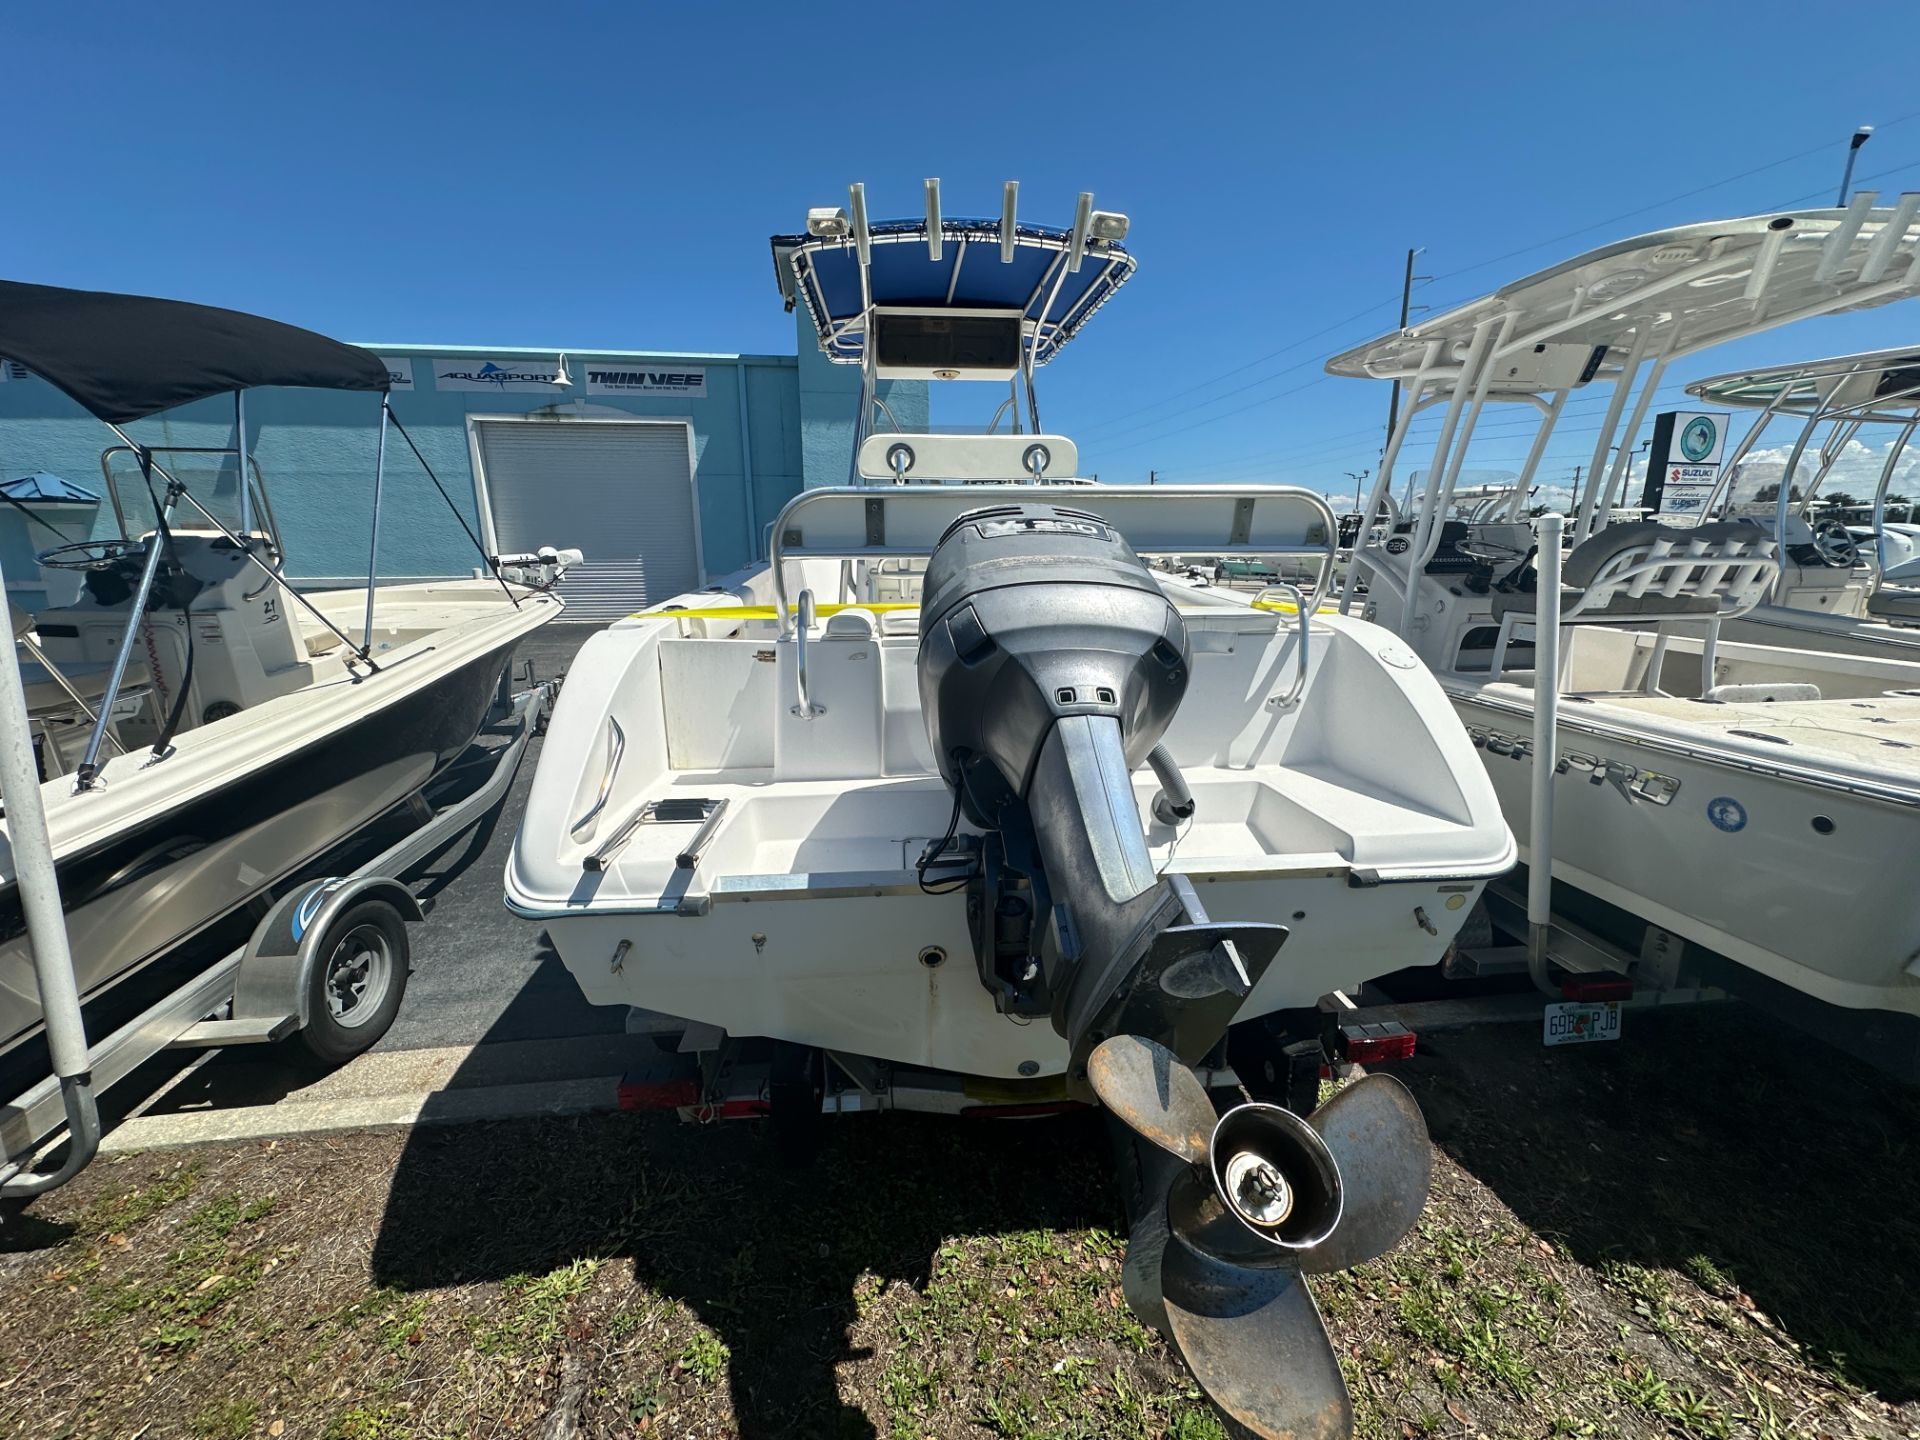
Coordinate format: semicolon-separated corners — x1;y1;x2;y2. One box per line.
189;1397;259;1440
0;1004;1915;1439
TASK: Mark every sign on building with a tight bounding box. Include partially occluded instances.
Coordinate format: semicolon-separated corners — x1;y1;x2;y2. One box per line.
430;357;568;393
1639;410;1729;528
584;365;707;398
378;358;416;392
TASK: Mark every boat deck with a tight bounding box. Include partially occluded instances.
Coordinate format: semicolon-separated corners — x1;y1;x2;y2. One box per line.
1587;690;1920;767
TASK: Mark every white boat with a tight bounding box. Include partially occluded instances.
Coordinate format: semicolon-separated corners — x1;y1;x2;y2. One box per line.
509;181;1513;1438
0;280;573;1190
1327;199;1920;1074
1675;345;1920;658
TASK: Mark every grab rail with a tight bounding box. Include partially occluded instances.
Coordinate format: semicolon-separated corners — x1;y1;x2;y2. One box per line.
1257;582;1312;710
790;589;825;719
765;484;1340;636
569;715;625;839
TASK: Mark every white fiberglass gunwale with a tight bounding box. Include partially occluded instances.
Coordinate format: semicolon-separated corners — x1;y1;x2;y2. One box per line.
1455;680;1920;807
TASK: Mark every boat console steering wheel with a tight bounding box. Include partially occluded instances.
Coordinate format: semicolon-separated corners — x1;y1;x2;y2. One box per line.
37;538;148;572
1810;518;1861;569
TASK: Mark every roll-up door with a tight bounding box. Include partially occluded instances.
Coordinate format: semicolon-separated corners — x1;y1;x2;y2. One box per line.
473;418;700;619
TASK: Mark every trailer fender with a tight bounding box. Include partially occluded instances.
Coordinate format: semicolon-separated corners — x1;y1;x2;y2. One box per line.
232;876;424;1029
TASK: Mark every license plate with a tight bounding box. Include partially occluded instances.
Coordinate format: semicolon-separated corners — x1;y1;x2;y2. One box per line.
1543;1000;1621;1047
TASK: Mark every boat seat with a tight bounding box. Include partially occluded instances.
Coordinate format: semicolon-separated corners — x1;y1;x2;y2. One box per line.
823;608;878;639
1487;587;1720;619
1487;520;1779;689
1867;587;1920;624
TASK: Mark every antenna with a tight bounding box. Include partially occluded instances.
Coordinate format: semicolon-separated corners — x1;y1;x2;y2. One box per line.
849;182;871;267
925;178;942;261
1001;181;1019;263
1067;192;1094;273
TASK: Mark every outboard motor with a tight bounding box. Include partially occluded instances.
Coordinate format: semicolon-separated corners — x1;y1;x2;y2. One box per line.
919;502;1282;1074
919;502;1433;1440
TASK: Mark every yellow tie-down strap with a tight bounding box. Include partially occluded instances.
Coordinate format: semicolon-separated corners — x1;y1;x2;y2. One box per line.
630;598;1332;622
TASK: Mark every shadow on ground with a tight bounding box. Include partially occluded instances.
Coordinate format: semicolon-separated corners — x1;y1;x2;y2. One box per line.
1393;1002;1920;1400
370;1103;1117;1439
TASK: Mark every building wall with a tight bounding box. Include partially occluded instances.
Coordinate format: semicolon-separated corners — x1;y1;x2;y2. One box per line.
0;335;927;584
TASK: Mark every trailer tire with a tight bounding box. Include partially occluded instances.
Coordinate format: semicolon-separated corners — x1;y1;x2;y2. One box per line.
297;899;410;1065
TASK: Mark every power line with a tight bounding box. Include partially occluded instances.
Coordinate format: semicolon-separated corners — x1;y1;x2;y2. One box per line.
1069;292;1403;439
1082;115;1920;471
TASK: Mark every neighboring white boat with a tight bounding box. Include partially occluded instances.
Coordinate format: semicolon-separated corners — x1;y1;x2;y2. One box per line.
510;181;1513;1439
1326;199;1920;1072
0;280;573;1112
1675;345;1920;658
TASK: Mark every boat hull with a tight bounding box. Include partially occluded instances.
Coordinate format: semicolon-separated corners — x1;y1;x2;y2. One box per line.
0;639;521;1056
525;865;1489;1080
1452;688;1920;1020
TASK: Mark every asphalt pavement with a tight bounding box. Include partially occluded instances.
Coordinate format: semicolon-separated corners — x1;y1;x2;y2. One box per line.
374;622;621;1053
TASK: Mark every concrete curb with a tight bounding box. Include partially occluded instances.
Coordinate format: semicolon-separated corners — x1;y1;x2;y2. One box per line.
100;1073;624;1153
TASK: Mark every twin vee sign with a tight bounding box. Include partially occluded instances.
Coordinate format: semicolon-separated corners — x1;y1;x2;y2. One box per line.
423;358;707;398
1640;410;1730;527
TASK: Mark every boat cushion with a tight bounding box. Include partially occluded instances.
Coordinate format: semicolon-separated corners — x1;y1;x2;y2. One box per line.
1867;587;1920;623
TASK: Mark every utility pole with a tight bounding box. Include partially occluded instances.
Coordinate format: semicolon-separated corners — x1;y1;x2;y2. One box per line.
1387;247;1430;516
1148;469;1158;485
1838;124;1874;205
1569;465;1582;518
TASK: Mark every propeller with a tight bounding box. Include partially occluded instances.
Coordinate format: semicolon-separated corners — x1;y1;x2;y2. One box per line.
1091;1034;1432;1440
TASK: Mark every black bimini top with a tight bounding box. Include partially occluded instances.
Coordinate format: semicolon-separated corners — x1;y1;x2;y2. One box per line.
0;279;390;423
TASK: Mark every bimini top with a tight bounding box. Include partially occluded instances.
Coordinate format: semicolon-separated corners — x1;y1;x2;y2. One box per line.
772;214;1135;369
1689;345;1920;423
0;279;390;424
1327;199;1920;396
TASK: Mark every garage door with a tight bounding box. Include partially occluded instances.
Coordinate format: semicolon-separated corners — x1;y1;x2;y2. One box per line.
474;419;700;620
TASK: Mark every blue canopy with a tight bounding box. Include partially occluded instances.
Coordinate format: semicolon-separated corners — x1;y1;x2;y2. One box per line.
772;219;1135;367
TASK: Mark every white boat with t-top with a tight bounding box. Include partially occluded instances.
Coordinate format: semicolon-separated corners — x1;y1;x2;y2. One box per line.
1676;344;1920;658
1326;199;1920;1074
510;181;1514;1439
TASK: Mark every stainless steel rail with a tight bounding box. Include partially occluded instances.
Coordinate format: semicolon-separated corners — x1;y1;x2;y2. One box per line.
766;484;1340;636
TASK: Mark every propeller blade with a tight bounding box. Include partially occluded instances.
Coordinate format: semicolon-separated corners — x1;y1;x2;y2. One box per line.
1162;1230;1352;1440
1298;1073;1432;1274
1088;1034;1216;1166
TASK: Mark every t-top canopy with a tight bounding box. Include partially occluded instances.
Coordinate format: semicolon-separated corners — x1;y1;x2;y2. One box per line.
0;279;390;424
1327;200;1920;395
1689;345;1920;423
772;219;1135;368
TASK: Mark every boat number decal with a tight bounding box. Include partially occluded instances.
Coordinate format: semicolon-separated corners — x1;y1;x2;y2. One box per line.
1706;796;1747;833
1385;537;1410;554
1465;724;1680;806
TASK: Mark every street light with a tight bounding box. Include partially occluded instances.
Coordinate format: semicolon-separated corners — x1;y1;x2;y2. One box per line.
1345;469;1370;513
1838;125;1874;206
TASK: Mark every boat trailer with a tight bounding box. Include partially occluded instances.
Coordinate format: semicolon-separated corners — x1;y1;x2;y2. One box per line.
0;668;556;1198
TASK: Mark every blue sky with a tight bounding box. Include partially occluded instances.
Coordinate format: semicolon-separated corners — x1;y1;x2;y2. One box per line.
9;2;1920;502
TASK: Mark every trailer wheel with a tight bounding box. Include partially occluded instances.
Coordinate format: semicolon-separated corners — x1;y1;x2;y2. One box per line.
297;899;410;1065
